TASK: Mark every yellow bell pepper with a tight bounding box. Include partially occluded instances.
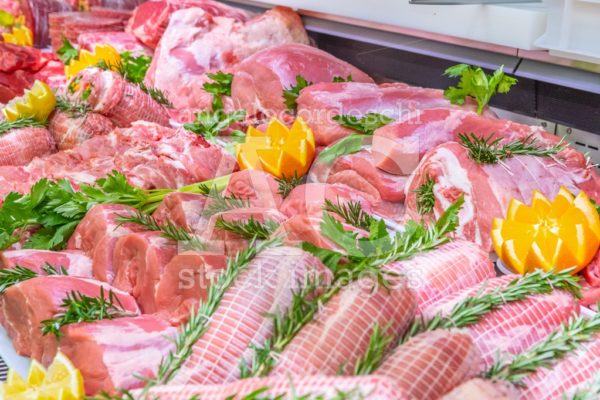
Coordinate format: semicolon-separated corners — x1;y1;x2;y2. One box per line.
2;80;56;122
237;116;316;179
492;187;600;274
2;24;33;47
64;44;121;80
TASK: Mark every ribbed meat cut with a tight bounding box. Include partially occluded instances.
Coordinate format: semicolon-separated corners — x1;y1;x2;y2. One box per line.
0;127;55;166
170;246;332;385
270;277;416;377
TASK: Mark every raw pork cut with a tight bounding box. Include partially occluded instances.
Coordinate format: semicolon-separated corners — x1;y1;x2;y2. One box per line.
519;335;600;400
146;7;308;109
170;246;332;385
67;204;144;283
57;315;176;396
24;0;76;47
270;277;416;377
142;375;406;400
152;192;207;231
0;127;56;166
423;275;578;368
373;108;587;176
77;31;150;56
112;231;178;313
223;169;283;209
384;240;495;311
0;275;139;362
442;378;519;400
232;44;373;118
404;142;600;251
375;330;481;399
127;0;250;49
48;111;115;150
0;249;92;277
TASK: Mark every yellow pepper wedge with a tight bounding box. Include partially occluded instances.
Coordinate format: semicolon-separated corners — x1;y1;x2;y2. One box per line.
2;80;56;122
64;44;121;80
492;187;600;274
236;116;316;179
2;24;33;47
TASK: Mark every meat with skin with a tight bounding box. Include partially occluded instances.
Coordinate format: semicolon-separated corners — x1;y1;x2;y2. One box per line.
373;108;586;176
223;169;283;209
154;251;227;325
384;240;495;311
0;127;56;166
0;275;139;362
404;142;600;251
0;249;92;277
77;31;151;56
48;111;115;150
442;378;519;400
232;44;373;118
270;278;417;377
67;204;145;283
57;315;176;396
68;68;170;127
423;275;578;368
519;335;600;400
152;192;207;232
112;231;178;313
170;246;332;385
142;375;407;400
146;7;308;109
375;330;481;399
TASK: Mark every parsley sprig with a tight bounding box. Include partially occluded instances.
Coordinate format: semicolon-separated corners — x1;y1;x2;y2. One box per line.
283;75;312;112
333;113;394;135
203;71;234;111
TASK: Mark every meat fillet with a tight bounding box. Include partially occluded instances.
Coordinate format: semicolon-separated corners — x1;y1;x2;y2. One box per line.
0;249;92;277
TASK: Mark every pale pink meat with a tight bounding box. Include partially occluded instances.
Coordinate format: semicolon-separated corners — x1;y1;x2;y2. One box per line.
0;249;92;277
77;31;151;56
270;278;417;377
375;330;481;399
222;169;283;209
48;111;115;150
170;246;332;385
0;127;56;166
152;192;207;231
443;378;519;400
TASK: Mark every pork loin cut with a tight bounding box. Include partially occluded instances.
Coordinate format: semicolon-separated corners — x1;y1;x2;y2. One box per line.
67;204;145;283
170;246;332;385
384;240;495;311
48;110;115;150
154;251;227;325
232;44;373;118
0;127;56;166
152;192;207;232
143;375;407;399
442;378;519;400
146;6;308;109
0;275;139;362
223;169;283;209
270;277;416;377
112;231;178;313
0;249;92;277
78;31;150;56
405;142;600;251
375;330;481;399
57;315;176;396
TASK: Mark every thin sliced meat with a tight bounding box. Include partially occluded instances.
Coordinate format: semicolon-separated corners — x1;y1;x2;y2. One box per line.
270;278;416;377
152;192;207;231
48;111;115;150
442;378;519;400
77;31;150;56
112;231;178;313
0;127;56;166
384;240;495;311
170;246;332;385
223;169;283;209
0;249;92;277
375;330;481;399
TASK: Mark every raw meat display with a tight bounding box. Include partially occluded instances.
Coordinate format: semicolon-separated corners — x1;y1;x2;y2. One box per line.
77;31;150;56
152;192;207;231
0;126;55;165
0;249;93;277
48;110;115;150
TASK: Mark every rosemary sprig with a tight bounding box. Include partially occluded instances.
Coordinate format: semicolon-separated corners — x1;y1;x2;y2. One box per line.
199;184;251;216
323;198;374;231
401;268;582;344
458;133;566;165
0;264;68;294
485;312;600;385
414;176;435;215
215;216;278;240
145;238;279;390
138;82;173;108
283;75;312;112
332;113;393;135
0;117;47;135
41;287;135;338
353;323;394;376
56;95;90;118
568;373;600;400
276;173;304;199
203;71;234;111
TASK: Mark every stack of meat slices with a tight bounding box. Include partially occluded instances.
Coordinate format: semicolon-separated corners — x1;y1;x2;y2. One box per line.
48;11;125;50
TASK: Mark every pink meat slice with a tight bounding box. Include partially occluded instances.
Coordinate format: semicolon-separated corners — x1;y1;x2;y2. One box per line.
375;330;481;399
152;192;207;231
57;315;176;396
67;204;145;283
223;169;283;209
384;240;495;311
270;278;417;377
373;108;586;176
77;31;150;56
442;378;519;400
404;142;600;251
170;246;332;385
146;6;308;109
0;249;92;277
0;127;56;166
154;251;227;325
143;375;407;399
48;111;115;150
112;231;178;314
519;335;600;400
0;275;139;362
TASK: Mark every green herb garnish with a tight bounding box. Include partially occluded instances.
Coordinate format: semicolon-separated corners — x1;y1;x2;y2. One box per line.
184;109;246;142
203;71;234;111
353;323;394;376
0;117;46;135
332;113;393;135
315;135;367;165
215;216;278;240
414;176;435;215
275;173;304;198
56;95;90;118
323;198;374;231
138;82;173;108
332;75;353;83
199;184;251;216
57;38;78;65
0;264;68;294
283;75;312;112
